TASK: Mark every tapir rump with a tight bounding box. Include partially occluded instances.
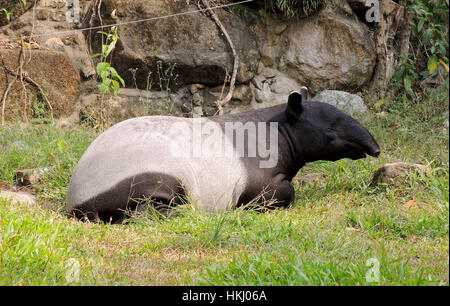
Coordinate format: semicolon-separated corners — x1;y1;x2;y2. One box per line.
66;88;380;222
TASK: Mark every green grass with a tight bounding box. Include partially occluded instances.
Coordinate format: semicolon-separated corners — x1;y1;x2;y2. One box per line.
0;87;448;285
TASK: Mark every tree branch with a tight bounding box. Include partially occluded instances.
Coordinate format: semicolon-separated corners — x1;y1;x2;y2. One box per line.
199;0;239;115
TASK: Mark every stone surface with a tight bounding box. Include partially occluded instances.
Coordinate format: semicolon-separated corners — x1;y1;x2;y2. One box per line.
37;9;49;20
0;49;81;120
371;162;431;186
313;90;367;114
0;190;36;205
2;1;95;79
277;7;376;92
71;87;189;127
14;167;53;186
7;141;29;153
98;0;262;88
297;173;326;186
44;37;64;50
0;0;34;26
1;0;382;121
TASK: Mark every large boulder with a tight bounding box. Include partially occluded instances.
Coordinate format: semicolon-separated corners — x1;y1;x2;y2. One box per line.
1;0;96;79
371;162;431;187
0;190;36;205
313;90;367;114
0;49;80;121
277;8;376;92
96;0;262;89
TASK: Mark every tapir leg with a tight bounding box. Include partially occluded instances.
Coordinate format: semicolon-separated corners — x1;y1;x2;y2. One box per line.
265;180;295;209
238;178;295;210
70;173;185;223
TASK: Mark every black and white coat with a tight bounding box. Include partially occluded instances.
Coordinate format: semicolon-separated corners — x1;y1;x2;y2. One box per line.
67;89;380;222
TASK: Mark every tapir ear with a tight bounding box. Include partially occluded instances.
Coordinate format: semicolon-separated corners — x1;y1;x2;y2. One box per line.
286;91;303;121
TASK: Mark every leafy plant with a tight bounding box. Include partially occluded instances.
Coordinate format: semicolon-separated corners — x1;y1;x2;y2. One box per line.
91;26;125;96
0;0;27;22
156;60;178;113
391;0;449;96
0;8;11;21
264;0;329;17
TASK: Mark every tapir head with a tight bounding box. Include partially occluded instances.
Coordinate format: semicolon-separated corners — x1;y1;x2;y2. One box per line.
285;91;381;162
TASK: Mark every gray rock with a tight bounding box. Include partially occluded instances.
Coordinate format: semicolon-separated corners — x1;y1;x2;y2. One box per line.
8;141;29;153
14;167;53;186
277;7;376;92
269;72;301;94
313;90;367;114
99;1;262;88
0;190;37;205
232;85;253;105
371;162;431;186
297;173;325;186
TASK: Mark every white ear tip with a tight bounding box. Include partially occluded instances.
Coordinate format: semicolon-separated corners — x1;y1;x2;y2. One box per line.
300;86;308;91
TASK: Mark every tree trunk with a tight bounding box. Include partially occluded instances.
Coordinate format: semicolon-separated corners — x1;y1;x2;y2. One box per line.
370;0;411;92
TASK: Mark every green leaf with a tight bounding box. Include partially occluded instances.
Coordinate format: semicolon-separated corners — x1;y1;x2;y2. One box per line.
423;29;433;45
90;53;101;59
96;62;109;76
99;82;109;93
417;19;424;32
393;68;405;82
404;76;413;93
0;9;11;21
116;75;125;87
109;67;118;76
374;99;385;111
100;70;110;80
105;40;117;58
102;45;109;57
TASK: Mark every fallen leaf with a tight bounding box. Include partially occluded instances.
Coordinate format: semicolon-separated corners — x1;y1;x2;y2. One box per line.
345;227;360;233
403;199;418;208
411;235;421;242
17;40;31;48
374;99;385;111
440;59;449;73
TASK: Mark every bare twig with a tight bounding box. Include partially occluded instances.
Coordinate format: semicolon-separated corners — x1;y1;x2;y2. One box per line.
1;58;18;126
97;0;105;62
199;0;239;115
4;64;54;119
18;41;29;124
1;1;42;125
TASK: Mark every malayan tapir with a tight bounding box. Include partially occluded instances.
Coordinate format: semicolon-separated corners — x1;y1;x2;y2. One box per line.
66;87;380;222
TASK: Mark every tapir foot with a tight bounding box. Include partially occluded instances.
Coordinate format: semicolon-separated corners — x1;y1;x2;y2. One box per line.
128;196;183;219
268;180;295;209
247;180;295;210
